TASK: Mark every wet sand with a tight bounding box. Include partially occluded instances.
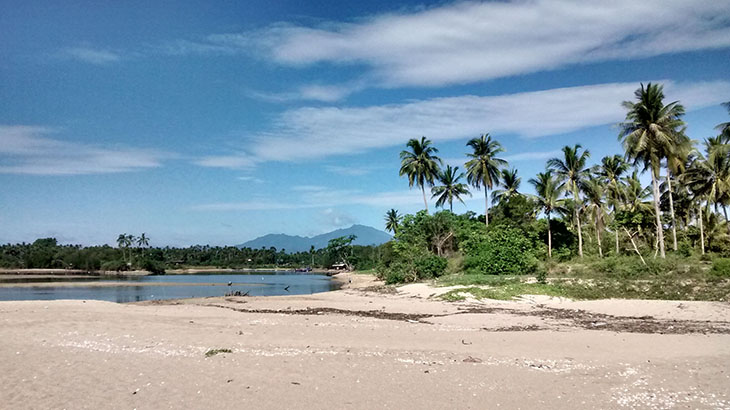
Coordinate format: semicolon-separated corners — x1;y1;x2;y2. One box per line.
1;272;728;409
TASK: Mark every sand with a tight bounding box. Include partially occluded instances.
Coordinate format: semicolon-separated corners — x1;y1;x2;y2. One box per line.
1;272;729;409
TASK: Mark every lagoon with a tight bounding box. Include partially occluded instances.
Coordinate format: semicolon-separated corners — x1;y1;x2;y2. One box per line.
0;272;338;303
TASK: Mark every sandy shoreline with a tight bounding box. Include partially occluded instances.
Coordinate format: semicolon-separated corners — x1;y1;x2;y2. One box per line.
1;272;729;409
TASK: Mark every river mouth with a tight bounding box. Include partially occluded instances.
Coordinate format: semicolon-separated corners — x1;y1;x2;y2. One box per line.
0;272;340;303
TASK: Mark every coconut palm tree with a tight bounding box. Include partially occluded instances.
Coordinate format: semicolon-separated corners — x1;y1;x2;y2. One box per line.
431;165;471;212
491;168;522;204
684;141;730;239
620;82;686;258
596;155;629;254
621;171;653;213
548;144;591;258
529;171;565;258
399;137;442;213
137;233;149;248
384;209;402;235
582;179;606;257
465;133;507;227
665;133;693;247
716;102;730;139
116;234;128;262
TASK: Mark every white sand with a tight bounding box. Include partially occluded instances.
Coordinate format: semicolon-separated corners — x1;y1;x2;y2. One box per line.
1;272;728;409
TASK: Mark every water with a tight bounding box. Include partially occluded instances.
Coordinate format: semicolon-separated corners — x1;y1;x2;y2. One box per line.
0;272;338;303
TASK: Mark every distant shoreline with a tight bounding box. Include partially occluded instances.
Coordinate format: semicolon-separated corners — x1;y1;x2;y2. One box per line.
0;267;344;277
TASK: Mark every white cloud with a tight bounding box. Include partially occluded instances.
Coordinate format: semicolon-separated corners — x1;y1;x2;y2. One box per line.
324;165;379;176
62;47;122;65
209;0;730;87
237;176;264;183
246;82;363;103
292;185;327;192
244;80;730;162
192;188;428;212
318;208;357;229
0;125;166;175
194;154;257;169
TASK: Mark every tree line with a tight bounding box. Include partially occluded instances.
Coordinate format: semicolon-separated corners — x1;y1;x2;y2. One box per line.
388;83;730;264
1;234;384;273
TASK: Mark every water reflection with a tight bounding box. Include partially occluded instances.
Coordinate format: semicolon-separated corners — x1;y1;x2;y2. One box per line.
0;272;338;303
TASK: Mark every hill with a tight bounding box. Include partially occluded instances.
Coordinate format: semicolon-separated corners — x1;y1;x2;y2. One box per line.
237;224;392;253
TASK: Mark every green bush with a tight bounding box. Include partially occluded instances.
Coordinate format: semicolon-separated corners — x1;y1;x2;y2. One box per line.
710;258;730;278
100;259;128;272
139;258;166;275
414;255;448;279
677;240;693;257
462;227;537;275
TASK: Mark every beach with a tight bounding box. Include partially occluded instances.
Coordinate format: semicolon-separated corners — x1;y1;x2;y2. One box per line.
1;272;729;409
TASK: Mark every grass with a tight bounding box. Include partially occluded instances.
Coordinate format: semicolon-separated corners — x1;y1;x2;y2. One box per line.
435;257;730;302
205;348;232;357
440;283;565;301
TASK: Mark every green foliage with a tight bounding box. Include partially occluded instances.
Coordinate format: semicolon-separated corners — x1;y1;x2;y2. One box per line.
591;255;682;278
139;258;166;275
100;259;128;271
710;258;730;278
462;226;538;275
326;235;357;270
414;255;448;278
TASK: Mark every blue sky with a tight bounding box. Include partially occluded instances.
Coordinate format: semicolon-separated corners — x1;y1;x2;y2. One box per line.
1;0;729;247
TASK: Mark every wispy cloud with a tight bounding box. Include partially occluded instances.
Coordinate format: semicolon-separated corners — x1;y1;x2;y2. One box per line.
242;80;730;162
0;125;166;175
194;154;257;169
292;185;327;192
246;82;363;103
202;0;730;87
192;188;428;212
318;208;357;229
324;165;380;176
61;46;122;65
237;176;264;183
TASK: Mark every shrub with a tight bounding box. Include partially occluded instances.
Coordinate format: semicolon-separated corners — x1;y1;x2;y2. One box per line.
677;242;692;257
710;258;730;278
139;258;166;275
462;227;538;275
414;255;448;279
100;259;128;272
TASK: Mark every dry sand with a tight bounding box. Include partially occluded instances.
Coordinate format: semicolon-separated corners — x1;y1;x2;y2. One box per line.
1;272;729;409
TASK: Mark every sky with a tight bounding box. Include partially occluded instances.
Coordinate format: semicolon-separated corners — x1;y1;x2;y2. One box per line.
1;0;729;247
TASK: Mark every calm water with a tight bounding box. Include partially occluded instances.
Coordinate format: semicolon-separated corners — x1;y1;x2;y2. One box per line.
0;272;338;303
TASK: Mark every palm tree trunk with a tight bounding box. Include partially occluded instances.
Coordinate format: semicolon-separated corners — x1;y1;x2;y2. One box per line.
667;173;678;252
723;205;730;235
573;184;583;258
547;215;552;259
595;208;603;258
421;185;429;214
699;202;705;255
484;188;489;228
650;167;666;258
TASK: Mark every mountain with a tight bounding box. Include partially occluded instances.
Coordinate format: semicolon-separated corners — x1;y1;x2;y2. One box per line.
237;224;392;253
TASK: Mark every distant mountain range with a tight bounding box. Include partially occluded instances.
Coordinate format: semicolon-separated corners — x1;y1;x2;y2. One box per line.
237;224;392;253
